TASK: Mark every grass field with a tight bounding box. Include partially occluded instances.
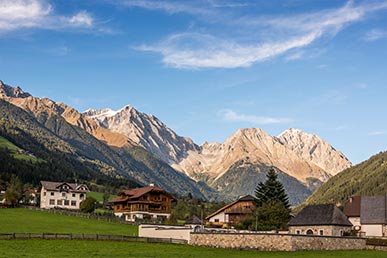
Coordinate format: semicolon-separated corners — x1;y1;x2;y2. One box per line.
0;136;42;162
0;240;384;258
87;191;117;204
0;208;137;236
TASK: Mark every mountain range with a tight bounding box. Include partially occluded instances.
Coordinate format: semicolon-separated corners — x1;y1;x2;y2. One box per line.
0;80;352;204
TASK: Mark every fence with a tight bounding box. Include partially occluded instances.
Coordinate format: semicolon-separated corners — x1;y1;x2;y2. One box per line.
0;233;187;244
26;207;132;225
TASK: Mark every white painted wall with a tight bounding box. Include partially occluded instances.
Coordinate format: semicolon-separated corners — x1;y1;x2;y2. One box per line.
139;224;191;242
208;212;227;223
40;187;86;210
362;224;383;237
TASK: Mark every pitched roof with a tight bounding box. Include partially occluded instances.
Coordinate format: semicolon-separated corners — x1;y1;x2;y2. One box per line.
288;204;352;227
110;185;174;203
185;215;202;225
360;196;387;224
343;196;361;217
205;195;255;220
40;181;89;192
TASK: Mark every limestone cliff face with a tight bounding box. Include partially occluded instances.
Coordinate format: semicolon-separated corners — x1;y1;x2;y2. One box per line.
173;128;335;184
277;128;351;176
0;81;129;147
84;106;200;164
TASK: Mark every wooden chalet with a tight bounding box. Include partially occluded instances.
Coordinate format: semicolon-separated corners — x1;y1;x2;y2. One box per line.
206;195;255;227
111;185;175;222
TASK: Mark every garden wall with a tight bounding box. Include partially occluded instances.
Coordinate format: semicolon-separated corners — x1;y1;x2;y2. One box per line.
190;233;366;251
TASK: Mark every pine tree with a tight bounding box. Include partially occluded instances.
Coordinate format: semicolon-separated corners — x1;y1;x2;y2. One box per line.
254;168;290;209
254;168;291;230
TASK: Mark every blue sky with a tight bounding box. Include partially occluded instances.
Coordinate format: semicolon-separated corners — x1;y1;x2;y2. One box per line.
0;0;386;165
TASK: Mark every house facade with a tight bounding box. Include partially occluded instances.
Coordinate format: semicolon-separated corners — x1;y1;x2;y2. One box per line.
111;185;174;222
206;195;255;227
288;204;352;236
40;181;89;210
344;195;387;237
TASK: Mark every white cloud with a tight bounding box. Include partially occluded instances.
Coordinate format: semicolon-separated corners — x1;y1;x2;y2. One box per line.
0;0;94;33
368;131;387;136
120;0;211;15
136;31;320;69
67;11;93;27
219;109;292;124
364;28;387;41
133;1;387;69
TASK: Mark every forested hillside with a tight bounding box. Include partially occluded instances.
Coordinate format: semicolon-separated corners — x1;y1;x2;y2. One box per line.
305;151;387;205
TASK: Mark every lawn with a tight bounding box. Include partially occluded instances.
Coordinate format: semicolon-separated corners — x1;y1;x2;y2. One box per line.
0;240;384;258
0;136;43;162
87;191;117;204
0;208;137;236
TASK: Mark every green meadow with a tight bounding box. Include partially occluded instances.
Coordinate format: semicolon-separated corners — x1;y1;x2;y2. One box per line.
0;208;384;258
0;240;383;258
0;208;137;236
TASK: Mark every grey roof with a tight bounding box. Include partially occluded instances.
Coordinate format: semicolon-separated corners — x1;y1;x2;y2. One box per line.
288;204;352;227
40;181;89;192
185;215;202;225
360;196;387;224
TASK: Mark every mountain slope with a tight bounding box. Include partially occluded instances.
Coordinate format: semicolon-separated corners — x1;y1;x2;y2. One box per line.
305;151;387;205
277;128;351;176
0;81;208;198
84;106;200;164
173;128;351;205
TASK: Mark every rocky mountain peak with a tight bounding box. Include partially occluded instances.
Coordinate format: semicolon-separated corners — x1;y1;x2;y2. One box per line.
0;83;31;98
277;128;351;176
84;105;200;164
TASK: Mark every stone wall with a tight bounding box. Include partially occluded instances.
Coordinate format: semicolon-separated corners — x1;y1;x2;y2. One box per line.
190;233;366;251
289;225;351;236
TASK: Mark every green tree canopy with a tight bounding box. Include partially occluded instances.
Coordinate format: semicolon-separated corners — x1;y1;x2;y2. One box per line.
254;168;290;209
80;197;97;213
253;168;291;230
4;175;23;207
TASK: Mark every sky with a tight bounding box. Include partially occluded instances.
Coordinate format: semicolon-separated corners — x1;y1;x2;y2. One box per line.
0;0;386;165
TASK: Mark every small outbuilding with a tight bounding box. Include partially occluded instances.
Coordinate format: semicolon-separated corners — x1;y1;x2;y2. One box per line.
288;204;352;236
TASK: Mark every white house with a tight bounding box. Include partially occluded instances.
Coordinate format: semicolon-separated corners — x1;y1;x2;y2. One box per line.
344;195;387;237
40;181;89;210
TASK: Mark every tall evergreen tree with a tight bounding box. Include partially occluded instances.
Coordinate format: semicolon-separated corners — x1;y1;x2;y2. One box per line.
254;168;291;230
254;168;290;209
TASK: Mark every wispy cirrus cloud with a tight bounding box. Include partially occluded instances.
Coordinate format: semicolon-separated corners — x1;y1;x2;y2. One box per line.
368;131;387;136
364;28;387;41
219;109;292;125
119;0;212;15
131;0;387;69
0;0;94;33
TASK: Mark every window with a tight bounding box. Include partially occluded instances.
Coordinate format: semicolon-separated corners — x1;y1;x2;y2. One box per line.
80;193;84;199
319;230;324;236
50;192;54;196
296;230;301;234
72;193;76;198
64;200;69;206
71;200;76;206
43;192;46;196
214;219;219;222
49;199;55;205
57;200;62;205
306;229;313;235
61;192;66;197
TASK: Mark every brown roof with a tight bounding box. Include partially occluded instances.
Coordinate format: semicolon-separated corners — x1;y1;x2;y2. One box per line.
40;181;89;192
288;204;352;227
111;185;174;203
343;196;361;217
205;195;255;220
